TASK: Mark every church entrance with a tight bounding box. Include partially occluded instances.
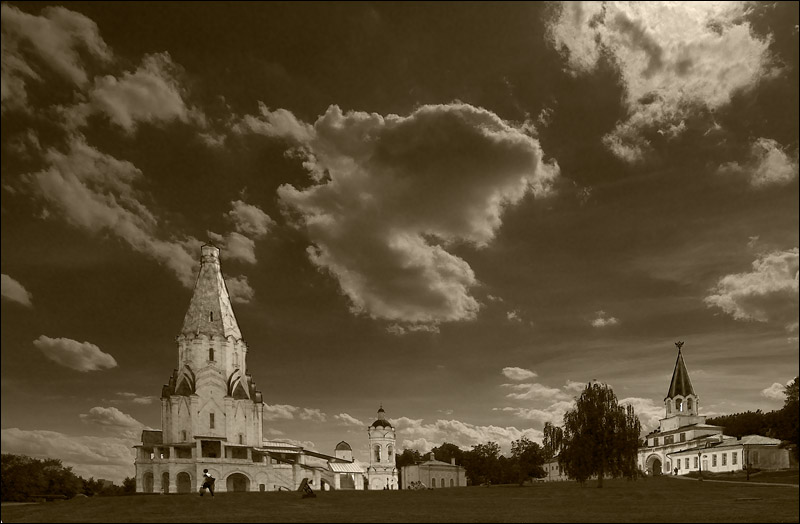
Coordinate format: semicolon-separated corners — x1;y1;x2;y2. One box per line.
646;455;662;476
142;472;154;493
176;472;192;493
162;472;170;493
226;473;250;492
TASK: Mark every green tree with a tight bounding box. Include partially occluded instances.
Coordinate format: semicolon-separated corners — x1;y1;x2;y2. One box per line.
510;437;546;485
122;476;137;495
559;382;642;487
542;422;564;459
430;442;463;465
462;442;501;485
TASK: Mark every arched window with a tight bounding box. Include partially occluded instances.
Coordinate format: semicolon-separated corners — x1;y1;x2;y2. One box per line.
239;434;244;445
210;413;215;429
374;445;381;462
676;398;683;412
450;478;455;487
209;311;214;322
181;430;187;441
387;445;394;461
441;478;445;488
687;398;693;411
209;347;215;361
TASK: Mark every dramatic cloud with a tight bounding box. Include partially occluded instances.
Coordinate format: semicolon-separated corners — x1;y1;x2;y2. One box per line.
501;367;538;381
705;248;799;331
761;379;793;402
1;274;33;307
70;52;199;133
275;103;558;327
393;416;541;454
262;404;327;422
718;138;799;188
79;406;145;438
19;135;199;286
386;323;440;336
208;231;256;264
114;392;157;405
563;380;587;394
225;275;255;304
1;4;112;110
495;401;575;426
231;101;315;143
298;408;327;423
502;382;570;402
619;397;664;433
334;413;365;427
591;310;619;327
228;200;274;238
33;335;117;372
1;428;135;483
547;2;774;162
262;404;298;421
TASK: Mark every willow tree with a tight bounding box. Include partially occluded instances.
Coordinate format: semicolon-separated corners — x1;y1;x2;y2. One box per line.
559;382;642;487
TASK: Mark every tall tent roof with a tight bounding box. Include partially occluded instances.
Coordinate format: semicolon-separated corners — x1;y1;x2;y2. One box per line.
666;349;696;399
180;244;242;340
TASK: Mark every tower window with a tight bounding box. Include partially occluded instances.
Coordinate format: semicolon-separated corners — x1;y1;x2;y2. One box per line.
374;445;381;462
209;348;214;361
239;434;244;445
676;398;683;412
182;430;187;441
209;311;214;322
210;413;215;429
687;398;693;411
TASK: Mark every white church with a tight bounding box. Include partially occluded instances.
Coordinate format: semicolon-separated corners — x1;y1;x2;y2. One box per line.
638;344;790;476
134;245;398;492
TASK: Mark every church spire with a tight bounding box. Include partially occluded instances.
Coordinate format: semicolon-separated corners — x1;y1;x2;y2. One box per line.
666;343;695;399
180;244;242;340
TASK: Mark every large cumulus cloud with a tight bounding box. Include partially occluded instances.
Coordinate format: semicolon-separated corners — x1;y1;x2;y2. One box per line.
547;2;775;163
273;103;558;327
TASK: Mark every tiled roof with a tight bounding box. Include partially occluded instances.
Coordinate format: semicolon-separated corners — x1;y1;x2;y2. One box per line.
180;245;242;340
666;349;696;399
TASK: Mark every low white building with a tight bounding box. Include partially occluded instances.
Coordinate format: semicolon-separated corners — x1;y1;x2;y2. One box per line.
401;453;466;489
638;344;791;476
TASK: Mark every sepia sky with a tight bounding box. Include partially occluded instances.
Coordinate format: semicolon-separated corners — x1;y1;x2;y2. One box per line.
1;1;798;483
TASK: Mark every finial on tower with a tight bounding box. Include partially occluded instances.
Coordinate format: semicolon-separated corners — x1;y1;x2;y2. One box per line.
675;341;684;351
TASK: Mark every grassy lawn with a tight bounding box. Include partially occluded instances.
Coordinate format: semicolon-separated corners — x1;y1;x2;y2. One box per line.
688;469;799;485
1;477;798;523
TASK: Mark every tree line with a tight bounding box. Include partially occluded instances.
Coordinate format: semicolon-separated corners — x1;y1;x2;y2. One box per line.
397;381;642;488
706;377;798;460
1;454;136;502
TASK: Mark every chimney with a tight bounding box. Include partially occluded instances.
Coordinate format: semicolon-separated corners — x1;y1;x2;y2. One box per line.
450;458;456;466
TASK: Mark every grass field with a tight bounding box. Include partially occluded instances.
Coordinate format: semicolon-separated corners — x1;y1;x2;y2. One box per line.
1;476;798;523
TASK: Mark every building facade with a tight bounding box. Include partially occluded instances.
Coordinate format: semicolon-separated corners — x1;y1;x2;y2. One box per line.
638;345;790;476
134;245;360;493
366;407;399;490
401;453;467;489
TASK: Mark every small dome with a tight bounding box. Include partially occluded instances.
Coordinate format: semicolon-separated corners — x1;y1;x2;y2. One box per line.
371;419;393;428
335;441;352;451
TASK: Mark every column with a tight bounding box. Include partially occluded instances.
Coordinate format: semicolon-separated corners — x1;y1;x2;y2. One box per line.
334;474;341;490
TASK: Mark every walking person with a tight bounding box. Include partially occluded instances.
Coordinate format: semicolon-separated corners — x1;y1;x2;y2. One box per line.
199;469;215;497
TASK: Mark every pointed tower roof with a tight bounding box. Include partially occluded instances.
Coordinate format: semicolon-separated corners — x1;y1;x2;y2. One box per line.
666;348;695;399
180;244;242;340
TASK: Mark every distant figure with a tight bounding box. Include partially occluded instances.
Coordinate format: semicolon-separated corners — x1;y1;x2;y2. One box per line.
199;469;215;497
674;467;678;475
298;478;316;499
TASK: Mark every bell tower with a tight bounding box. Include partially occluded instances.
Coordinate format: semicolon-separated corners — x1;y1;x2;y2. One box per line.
367;405;398;489
660;341;704;432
